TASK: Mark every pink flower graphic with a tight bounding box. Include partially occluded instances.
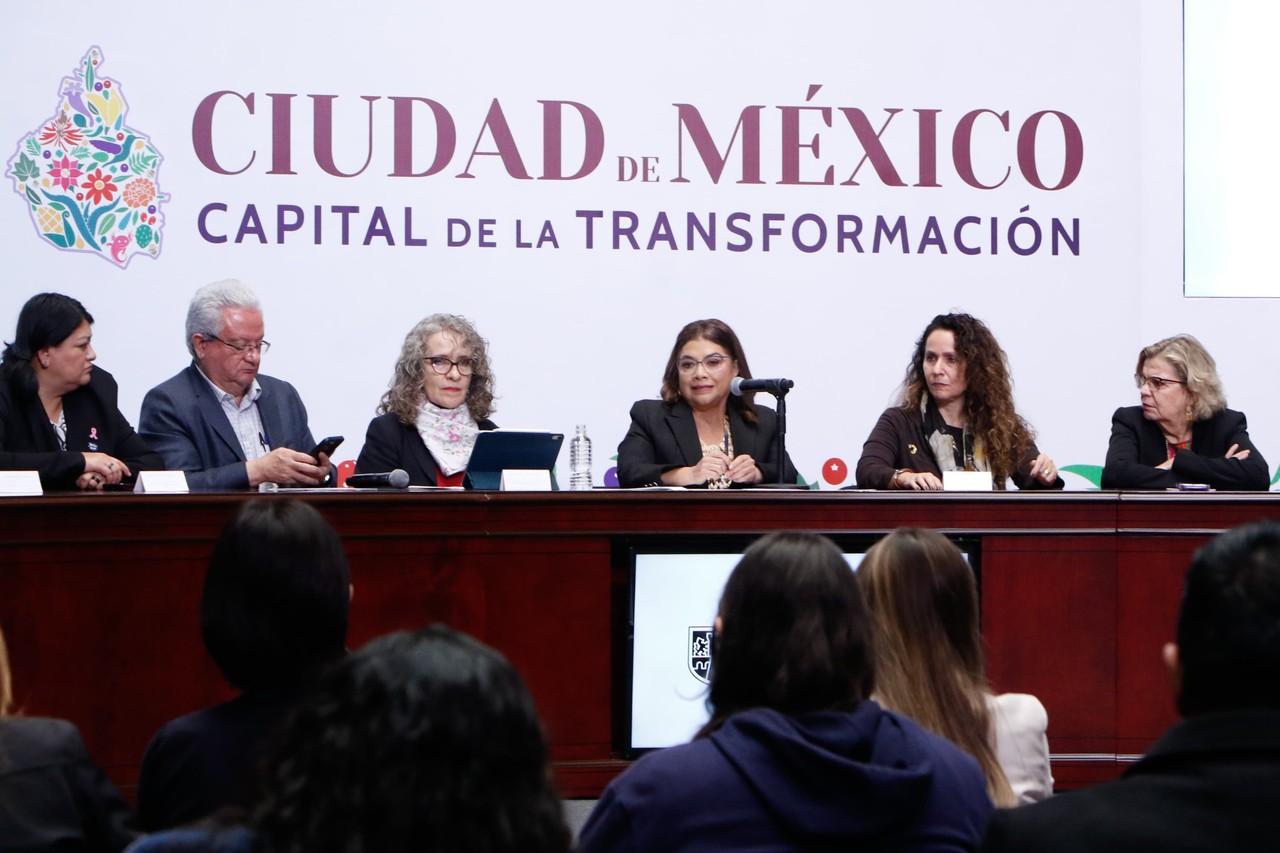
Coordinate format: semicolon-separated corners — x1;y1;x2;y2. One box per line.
81;168;116;205
46;156;83;191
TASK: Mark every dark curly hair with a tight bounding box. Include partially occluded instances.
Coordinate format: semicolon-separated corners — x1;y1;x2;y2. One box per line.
251;626;570;853
700;532;873;736
899;313;1035;487
659;319;758;424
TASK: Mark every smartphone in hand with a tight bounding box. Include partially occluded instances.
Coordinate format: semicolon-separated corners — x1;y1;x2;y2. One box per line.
308;435;344;462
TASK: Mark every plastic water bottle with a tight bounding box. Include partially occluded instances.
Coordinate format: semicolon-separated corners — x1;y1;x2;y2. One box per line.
569;424;593;490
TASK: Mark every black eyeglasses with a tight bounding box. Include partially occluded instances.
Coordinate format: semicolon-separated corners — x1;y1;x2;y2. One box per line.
423;355;476;376
206;335;270;356
1135;374;1186;391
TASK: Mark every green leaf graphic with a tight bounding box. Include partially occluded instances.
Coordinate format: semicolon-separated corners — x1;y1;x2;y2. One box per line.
25;137;40;157
1061;464;1103;489
24;185;41;205
97;213;117;236
14;154;40;182
45;232;70;248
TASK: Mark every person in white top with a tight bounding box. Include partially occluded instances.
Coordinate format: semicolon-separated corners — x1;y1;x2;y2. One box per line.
859;527;1053;806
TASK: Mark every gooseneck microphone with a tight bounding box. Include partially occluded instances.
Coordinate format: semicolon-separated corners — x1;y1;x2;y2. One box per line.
730;376;795;396
345;469;411;489
729;376;797;488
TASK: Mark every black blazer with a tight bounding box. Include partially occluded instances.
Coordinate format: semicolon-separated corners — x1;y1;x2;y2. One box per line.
354;411;498;486
0;367;162;489
617;399;798;488
136;685;307;832
0;717;138;851
1101;406;1269;490
981;710;1280;853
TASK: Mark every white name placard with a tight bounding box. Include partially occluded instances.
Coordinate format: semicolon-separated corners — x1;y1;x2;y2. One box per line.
134;471;190;494
500;469;553;491
943;471;994;492
0;471;42;496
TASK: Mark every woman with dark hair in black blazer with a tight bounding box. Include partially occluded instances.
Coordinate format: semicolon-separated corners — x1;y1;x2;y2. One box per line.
617;319;797;488
0;292;161;489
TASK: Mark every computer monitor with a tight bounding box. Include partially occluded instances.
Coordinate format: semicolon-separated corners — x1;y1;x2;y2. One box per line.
624;534;978;752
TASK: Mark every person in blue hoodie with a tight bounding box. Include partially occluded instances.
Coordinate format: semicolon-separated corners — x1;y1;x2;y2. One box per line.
576;531;994;853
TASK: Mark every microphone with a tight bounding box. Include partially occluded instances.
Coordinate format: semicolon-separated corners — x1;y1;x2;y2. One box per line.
345;469;411;489
730;376;794;396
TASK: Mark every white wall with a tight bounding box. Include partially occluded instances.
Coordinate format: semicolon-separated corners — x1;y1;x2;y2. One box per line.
1;1;1273;488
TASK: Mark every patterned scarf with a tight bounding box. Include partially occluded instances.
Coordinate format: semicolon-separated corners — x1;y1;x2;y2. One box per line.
920;396;988;473
415;399;480;476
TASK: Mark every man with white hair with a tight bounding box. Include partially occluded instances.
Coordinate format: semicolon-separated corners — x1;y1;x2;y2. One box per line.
139;280;331;490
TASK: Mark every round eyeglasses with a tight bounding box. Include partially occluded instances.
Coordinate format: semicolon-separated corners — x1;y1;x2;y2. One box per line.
677;354;732;373
424;355;476;376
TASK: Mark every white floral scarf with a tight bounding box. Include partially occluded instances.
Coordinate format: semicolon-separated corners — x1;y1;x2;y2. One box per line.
416;400;480;476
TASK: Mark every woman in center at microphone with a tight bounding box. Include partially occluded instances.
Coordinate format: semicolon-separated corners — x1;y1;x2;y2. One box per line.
856;313;1062;490
355;314;497;487
617;318;797;488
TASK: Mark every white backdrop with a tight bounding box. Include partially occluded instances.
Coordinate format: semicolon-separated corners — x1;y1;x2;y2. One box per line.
2;1;1274;489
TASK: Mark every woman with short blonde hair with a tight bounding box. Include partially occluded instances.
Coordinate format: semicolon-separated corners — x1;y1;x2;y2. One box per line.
1102;334;1268;490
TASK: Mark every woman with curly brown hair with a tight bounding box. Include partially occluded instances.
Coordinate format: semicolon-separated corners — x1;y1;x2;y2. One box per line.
856;313;1062;490
354;314;498;487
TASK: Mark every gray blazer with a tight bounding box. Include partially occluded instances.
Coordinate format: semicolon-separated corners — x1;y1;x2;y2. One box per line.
139;363;317;490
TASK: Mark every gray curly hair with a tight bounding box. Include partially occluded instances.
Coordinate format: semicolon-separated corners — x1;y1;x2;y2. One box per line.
378;314;496;422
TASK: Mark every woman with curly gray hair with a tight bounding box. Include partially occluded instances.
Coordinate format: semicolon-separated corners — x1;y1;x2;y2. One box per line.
1102;333;1268;490
354;314;497;486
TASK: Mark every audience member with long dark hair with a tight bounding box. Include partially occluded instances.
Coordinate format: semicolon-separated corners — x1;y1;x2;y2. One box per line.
859;528;1053;806
128;626;571;853
0;624;138;851
135;499;351;830
576;531;992;852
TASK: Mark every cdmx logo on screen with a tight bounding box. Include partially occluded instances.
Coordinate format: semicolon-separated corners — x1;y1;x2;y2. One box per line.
689;626;714;685
6;47;167;268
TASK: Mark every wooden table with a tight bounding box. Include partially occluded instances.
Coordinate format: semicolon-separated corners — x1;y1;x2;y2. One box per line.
3;489;1276;797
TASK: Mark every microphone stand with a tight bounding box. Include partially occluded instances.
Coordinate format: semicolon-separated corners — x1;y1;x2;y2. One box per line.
754;384;797;490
